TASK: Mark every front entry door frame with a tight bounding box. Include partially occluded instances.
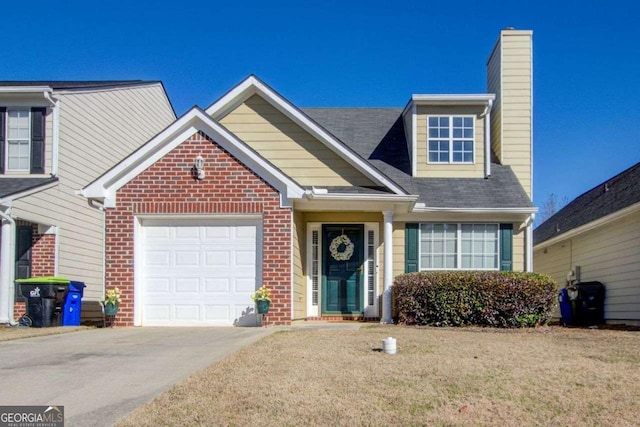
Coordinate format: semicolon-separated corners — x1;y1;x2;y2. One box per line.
306;222;379;318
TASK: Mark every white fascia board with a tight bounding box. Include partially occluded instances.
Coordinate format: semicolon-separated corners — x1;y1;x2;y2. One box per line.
305;192;417;203
401;94;496;116
533;202;640;251
206;76;408;195
52;82;164;95
0;180;58;206
0;86;53;94
81;108;304;207
412;203;537;215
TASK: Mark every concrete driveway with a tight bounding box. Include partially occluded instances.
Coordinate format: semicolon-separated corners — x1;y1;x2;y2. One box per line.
0;327;274;426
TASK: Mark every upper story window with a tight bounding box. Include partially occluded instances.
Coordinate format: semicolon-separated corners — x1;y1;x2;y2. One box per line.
0;107;46;174
427;115;474;164
420;223;499;270
7;109;31;171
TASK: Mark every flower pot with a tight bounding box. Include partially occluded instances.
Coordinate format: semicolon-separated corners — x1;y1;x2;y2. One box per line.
104;302;119;316
256;299;270;314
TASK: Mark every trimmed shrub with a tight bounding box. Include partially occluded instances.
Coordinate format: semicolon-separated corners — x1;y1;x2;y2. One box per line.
393;271;557;327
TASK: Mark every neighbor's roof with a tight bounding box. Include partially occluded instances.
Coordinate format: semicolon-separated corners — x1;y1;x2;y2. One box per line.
303;107;532;209
0;177;58;199
0;81;161;90
534;161;640;245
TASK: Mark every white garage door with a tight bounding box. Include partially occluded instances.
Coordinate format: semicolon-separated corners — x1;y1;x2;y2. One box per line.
140;219;260;326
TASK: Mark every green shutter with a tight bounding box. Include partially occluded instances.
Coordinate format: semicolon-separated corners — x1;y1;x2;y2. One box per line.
500;223;513;271
30;107;46;174
0;107;5;174
405;223;419;273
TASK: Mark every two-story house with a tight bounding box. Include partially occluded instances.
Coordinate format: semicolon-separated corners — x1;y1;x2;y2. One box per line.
0;81;175;324
82;29;535;326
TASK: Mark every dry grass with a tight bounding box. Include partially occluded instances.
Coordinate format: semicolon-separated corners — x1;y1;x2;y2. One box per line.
120;325;640;426
0;325;90;342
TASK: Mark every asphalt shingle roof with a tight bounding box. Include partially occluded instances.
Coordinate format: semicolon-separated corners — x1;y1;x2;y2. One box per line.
0;177;58;199
303;107;532;209
534;161;640;245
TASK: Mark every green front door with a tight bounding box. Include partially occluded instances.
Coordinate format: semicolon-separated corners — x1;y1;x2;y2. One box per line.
322;225;363;314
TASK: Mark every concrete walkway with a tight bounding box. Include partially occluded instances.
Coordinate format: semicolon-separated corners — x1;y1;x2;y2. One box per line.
0;327;274;426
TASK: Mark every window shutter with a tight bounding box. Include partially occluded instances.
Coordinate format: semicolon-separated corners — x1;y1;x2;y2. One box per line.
0;107;5;173
499;224;513;271
30;107;46;174
405;223;419;273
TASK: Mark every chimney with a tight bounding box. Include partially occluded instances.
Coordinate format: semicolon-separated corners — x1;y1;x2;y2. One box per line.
487;28;533;198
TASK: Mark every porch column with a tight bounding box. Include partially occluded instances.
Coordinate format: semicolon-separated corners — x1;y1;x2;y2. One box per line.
0;214;15;324
382;210;394;324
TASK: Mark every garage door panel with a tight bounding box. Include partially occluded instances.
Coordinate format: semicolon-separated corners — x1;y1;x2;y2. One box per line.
175;278;200;293
175;305;200;321
141;221;260;326
205;278;230;293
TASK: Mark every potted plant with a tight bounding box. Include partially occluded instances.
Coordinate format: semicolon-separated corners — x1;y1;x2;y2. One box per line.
251;285;271;314
104;287;122;316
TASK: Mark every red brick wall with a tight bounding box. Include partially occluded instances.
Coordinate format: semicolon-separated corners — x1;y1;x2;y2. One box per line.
105;131;292;326
14;224;57;320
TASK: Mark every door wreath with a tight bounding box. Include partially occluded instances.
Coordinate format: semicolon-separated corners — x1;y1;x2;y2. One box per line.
329;234;354;261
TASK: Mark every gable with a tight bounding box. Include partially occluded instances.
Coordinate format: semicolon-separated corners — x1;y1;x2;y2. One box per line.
219;94;375;187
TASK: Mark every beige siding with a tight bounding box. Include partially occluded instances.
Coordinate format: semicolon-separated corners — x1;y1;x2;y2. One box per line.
486;30;533;197
392;222;406;279
292;211;306;319
513;224;525;271
415;105;485;178
534;211;640;322
219;95;375;187
13;84;175;303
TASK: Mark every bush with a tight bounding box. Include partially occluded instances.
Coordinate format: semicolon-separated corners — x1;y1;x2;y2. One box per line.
393;271;557;328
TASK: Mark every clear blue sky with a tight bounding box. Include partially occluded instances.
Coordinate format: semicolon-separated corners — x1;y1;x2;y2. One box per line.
3;0;639;212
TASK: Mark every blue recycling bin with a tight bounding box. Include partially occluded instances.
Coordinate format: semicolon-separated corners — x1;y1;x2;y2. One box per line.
558;288;574;326
61;281;86;326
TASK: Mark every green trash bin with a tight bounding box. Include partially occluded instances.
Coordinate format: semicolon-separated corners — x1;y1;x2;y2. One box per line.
16;277;70;327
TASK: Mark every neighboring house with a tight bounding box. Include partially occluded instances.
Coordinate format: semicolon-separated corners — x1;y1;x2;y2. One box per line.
81;29;536;326
0;81;175;324
534;162;640;325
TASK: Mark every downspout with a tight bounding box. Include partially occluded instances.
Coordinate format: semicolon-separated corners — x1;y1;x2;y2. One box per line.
481;99;493;178
0;207;17;325
43;92;60;176
524;214;535;272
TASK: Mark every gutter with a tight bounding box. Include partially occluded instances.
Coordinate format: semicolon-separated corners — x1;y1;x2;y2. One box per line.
0;207;17;325
480;99;493;178
44;92;60;176
303;188;418;203
412;204;538;215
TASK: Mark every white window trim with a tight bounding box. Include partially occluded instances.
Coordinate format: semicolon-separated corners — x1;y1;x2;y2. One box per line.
418;223;500;271
426;114;476;165
5;108;31;173
305;222;379;318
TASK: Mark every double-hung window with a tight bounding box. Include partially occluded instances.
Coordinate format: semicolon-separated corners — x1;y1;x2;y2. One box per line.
420;223;499;270
428;115;474;164
0;107;46;174
7;109;31;172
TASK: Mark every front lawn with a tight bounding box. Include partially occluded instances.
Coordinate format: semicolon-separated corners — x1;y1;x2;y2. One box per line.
120;326;640;426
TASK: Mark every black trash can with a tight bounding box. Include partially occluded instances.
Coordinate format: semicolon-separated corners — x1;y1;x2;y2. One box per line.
574;281;605;326
16;277;70;327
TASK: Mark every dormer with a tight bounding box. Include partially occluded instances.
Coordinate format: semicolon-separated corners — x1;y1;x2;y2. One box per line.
0;85;57;177
402;94;495;178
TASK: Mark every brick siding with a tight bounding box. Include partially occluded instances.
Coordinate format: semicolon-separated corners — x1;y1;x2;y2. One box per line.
105;131;292;326
14;223;56;320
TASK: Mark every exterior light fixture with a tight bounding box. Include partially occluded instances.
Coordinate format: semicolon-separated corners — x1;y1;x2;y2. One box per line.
194;155;205;180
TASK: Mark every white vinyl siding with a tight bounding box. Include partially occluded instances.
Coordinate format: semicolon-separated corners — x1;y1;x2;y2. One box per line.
420;223;499;270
